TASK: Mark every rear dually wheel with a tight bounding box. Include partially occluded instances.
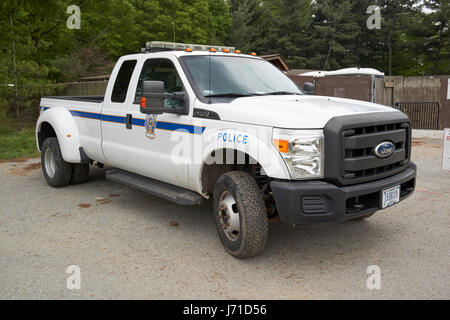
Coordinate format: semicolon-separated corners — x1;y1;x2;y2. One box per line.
41;138;73;188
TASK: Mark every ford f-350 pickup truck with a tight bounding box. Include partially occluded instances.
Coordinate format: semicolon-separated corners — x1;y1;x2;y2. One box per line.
36;41;416;258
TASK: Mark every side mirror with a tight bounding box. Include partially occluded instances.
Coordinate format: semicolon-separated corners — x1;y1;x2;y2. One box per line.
303;82;316;95
140;80;187;115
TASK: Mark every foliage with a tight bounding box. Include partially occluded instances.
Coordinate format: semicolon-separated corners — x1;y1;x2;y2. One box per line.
228;0;449;75
0;0;448;127
0;118;38;160
0;0;232;123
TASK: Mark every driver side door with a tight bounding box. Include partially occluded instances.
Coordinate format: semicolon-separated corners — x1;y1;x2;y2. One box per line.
125;58;193;189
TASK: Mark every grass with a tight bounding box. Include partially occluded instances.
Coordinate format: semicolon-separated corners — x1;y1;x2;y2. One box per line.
0;118;40;161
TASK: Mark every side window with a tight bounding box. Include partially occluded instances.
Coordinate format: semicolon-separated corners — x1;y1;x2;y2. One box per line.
111;60;137;103
135;59;184;105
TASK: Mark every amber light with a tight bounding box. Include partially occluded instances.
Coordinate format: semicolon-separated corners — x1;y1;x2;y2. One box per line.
209;48;217;53
140;97;147;108
274;139;289;154
185;48;193;52
234;50;241;54
250;52;257;56
222;49;230;53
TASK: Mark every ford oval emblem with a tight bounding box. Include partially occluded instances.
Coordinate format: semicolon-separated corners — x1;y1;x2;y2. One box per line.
374;141;395;159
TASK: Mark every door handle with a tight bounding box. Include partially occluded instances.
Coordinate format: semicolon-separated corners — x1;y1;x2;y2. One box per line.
126;114;132;130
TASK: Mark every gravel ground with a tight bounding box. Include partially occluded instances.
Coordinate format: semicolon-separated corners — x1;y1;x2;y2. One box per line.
0;138;448;300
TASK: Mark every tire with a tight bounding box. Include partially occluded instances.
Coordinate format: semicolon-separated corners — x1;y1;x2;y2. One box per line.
71;163;90;185
213;171;268;259
350;213;375;221
41;138;73;188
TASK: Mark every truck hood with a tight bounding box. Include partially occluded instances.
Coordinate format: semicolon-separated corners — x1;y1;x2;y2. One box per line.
209;95;398;129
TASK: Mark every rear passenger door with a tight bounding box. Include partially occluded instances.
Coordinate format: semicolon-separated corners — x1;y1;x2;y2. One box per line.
101;59;138;169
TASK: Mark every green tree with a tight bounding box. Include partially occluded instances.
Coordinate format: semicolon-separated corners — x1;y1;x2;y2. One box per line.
375;0;422;75
228;0;272;53
133;0;231;48
271;0;314;68
421;0;450;75
311;0;359;70
0;0;68;128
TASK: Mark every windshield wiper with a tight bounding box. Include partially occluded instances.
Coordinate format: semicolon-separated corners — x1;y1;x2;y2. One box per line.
204;93;255;98
259;91;302;96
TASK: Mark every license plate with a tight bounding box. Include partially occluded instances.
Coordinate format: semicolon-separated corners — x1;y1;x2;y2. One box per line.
382;185;401;209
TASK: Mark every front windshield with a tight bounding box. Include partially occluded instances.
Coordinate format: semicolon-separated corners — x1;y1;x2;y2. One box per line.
181;56;303;97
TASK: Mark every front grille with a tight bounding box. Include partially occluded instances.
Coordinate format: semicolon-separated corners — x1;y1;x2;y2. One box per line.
341;122;410;184
323;112;412;186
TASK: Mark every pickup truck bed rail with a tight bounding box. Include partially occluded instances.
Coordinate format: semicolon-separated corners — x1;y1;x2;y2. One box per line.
43;96;104;103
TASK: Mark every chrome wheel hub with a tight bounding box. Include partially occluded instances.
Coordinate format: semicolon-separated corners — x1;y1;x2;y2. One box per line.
44;148;56;178
218;191;240;241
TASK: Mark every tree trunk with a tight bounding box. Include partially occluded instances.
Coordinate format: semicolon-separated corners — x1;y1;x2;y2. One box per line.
356;31;361;68
323;41;332;71
433;26;444;76
434;49;441;76
388;29;393;76
10;14;21;132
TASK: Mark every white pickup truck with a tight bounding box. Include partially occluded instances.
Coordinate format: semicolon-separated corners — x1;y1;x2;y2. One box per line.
37;41;416;258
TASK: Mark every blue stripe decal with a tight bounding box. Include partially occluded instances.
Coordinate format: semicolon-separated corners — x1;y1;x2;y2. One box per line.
157;121;206;134
132;118;146;127
70;110;102;120
67;109;205;134
132;118;206;134
101;114;125;124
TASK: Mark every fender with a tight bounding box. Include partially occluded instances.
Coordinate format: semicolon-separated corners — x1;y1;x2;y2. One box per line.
36;107;83;163
190;127;291;194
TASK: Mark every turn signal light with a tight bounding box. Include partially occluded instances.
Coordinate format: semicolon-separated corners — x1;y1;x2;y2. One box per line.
140;97;147;108
274;139;289;154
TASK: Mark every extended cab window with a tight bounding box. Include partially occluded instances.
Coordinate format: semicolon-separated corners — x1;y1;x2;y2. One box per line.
111;60;137;103
134;59;184;106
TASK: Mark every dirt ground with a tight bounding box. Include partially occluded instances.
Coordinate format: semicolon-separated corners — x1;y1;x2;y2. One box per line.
0;139;448;299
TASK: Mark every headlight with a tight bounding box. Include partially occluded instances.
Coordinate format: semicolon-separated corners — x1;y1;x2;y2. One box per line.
273;129;324;180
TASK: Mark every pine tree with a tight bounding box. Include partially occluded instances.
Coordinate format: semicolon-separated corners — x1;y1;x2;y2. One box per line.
228;0;272;53
311;0;359;70
421;0;450;75
271;0;314;68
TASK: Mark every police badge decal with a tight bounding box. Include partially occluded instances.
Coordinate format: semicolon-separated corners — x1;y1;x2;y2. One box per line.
145;114;158;139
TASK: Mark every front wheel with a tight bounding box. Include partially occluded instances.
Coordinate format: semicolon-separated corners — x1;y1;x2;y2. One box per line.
213;171;268;259
41;138;73;188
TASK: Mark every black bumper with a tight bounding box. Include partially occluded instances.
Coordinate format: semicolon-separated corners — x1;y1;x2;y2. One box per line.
271;163;417;223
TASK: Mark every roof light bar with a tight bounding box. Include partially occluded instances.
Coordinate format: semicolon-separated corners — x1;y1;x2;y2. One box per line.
144;41;235;53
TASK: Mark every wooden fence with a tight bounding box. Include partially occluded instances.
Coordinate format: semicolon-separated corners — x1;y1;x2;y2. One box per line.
374;77;441;106
59;81;108;96
374;76;448;129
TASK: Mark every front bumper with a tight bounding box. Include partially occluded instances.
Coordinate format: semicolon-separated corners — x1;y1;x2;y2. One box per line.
271;163;417;223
